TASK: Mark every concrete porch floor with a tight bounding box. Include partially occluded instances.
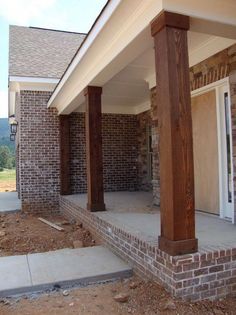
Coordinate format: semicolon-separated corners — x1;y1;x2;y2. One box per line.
0;192;21;213
65;192;236;251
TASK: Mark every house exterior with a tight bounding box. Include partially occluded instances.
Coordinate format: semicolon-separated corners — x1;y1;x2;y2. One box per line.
8;0;236;301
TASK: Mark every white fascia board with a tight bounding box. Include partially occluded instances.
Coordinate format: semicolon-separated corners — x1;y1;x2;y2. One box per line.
9;76;59;92
9;76;59;84
48;0;163;114
48;0;122;108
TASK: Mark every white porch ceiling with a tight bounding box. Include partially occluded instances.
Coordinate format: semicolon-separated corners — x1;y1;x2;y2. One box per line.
75;31;235;115
48;0;236;115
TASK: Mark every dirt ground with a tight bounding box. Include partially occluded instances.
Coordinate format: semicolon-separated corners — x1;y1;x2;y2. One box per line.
0;213;96;256
0;181;16;192
0;276;235;315
0;213;236;314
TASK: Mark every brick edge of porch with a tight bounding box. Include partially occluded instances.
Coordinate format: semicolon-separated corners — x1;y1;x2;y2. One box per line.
60;195;236;302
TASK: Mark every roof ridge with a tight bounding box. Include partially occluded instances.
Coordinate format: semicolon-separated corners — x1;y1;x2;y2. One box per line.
10;25;87;36
29;26;87;35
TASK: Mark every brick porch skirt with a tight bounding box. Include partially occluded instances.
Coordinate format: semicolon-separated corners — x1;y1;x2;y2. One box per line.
60;195;236;301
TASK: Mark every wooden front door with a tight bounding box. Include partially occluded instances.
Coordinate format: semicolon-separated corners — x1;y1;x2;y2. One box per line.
192;90;219;214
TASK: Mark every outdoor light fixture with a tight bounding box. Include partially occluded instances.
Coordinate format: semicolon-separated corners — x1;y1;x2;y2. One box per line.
10;134;15;141
10;122;18;134
9;115;18;134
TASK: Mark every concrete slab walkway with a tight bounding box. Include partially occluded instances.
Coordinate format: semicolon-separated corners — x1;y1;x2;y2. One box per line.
0;192;21;213
0;246;132;297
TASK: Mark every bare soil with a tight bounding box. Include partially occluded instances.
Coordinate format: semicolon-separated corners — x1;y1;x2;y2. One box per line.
0;213;235;314
0;213;97;256
0;276;235;315
0;181;16;192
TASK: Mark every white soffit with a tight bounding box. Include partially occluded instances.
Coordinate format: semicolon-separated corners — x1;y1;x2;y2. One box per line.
48;0;163;114
49;0;236;115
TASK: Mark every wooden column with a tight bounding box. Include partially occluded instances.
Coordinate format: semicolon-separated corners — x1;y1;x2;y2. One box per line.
151;11;198;255
59;115;71;195
84;86;106;211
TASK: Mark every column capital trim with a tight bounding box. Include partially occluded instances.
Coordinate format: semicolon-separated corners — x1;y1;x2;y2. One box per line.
151;10;190;37
84;85;102;96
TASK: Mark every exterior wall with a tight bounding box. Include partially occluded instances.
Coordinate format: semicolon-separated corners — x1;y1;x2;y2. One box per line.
61;195;236;301
137;110;152;191
15;92;21;198
229;45;236;224
151;43;236;214
19;90;60;213
15;145;20;198
69;113;86;194
69;113;138;193
150;87;160;205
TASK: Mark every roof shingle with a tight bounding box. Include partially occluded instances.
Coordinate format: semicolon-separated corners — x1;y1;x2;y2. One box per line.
9;25;86;79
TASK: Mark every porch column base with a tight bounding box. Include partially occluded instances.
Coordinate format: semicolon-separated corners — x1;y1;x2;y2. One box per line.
87;203;106;212
158;236;198;256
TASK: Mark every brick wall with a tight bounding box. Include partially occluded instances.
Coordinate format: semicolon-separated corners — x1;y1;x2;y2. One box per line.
60;195;236;301
69;113;86;194
69;113;138;193
137;110;152;191
150;87;160;205
189;47;230;91
19;90;60;213
15;91;21;198
151;43;236;213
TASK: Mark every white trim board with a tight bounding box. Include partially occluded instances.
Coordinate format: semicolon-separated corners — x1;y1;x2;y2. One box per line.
9;76;59;84
192;78;234;223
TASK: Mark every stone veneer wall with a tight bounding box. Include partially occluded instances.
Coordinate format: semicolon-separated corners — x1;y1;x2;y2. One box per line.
61;195;236;301
69;113;138;193
19;90;60;213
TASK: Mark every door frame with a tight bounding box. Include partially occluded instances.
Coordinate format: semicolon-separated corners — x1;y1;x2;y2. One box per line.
191;77;234;223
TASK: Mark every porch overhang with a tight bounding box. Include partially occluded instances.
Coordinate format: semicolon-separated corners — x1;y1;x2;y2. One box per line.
8;76;59;118
47;0;236;115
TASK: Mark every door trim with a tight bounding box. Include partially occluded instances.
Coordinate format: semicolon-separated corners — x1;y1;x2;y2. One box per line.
191;77;234;223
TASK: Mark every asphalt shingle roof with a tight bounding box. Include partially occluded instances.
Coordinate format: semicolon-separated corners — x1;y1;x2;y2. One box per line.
9;25;86;79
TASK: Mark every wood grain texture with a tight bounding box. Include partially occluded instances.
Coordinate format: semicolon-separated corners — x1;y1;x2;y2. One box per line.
152;15;197;255
59;115;71;195
84;86;106;211
151;11;189;36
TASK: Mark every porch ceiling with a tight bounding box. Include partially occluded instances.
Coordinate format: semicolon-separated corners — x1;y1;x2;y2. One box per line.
48;0;236;116
75;31;236;115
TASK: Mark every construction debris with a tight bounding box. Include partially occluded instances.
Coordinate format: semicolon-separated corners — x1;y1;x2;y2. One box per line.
38;218;64;232
114;293;129;303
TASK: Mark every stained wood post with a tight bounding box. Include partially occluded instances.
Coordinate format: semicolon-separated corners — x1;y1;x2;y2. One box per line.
84;86;106;211
151;11;198;255
59;115;71;195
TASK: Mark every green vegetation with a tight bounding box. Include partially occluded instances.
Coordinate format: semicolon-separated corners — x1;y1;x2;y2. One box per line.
0;146;15;170
0;118;16;171
0;169;16;181
0;118;15;152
